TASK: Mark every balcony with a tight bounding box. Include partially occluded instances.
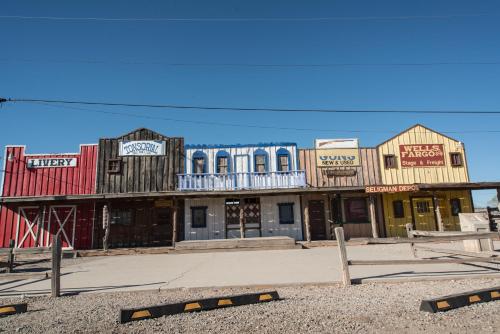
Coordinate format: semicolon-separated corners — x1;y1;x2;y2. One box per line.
178;171;306;191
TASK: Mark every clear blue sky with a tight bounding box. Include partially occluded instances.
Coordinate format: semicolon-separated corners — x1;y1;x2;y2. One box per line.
1;1;499;206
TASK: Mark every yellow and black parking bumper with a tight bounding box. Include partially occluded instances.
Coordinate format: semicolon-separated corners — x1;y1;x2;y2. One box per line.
420;286;500;313
0;303;27;317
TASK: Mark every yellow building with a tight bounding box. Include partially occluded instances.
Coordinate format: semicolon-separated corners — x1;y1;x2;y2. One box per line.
374;124;474;237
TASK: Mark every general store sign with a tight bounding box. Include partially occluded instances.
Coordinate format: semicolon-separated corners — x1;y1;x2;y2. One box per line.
316;148;360;167
399;144;445;168
27;158;77;168
365;184;419;193
119;140;166;156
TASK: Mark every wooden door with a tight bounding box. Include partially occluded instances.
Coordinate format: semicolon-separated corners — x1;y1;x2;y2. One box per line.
16;207;45;248
309;200;327;240
411;198;436;231
47;206;76;249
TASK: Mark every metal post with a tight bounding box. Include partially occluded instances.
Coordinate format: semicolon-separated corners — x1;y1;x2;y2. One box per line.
368;196;379;238
51;234;62;297
334;227;351;287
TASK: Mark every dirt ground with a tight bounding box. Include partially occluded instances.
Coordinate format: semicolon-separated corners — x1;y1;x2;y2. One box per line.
0;278;499;333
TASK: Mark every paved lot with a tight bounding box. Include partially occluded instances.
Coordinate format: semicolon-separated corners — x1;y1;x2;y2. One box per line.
1;242;499;297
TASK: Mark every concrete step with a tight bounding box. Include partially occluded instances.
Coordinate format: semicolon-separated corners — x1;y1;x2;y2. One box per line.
174;236;299;252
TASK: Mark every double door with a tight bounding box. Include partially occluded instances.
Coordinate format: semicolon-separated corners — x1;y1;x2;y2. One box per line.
225;198;261;238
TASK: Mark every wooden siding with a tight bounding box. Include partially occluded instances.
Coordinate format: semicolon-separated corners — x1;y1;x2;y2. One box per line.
96;128;184;193
1;145;97;197
185;144;299;174
260;195;302;240
299;148;380;188
184;198;226;240
377;125;469;185
382;190;473;237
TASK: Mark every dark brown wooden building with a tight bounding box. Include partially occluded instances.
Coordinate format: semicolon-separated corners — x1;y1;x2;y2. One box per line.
94;128;185;248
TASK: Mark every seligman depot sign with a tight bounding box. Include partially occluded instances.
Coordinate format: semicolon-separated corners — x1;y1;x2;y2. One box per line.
399;144;445;168
365;184;419;193
119;140;166;156
316;148;360;167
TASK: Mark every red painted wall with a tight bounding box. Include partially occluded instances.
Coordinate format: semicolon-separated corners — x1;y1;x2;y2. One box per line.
2;145;97;197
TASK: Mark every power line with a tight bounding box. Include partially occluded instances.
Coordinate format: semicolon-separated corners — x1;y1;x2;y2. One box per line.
17;101;500;135
0;13;491;22
5;98;500;115
2;58;500;68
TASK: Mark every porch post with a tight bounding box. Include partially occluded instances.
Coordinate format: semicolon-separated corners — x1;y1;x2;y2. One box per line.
304;200;311;242
433;195;444;232
239;198;245;239
497;188;500;210
172;199;178;246
102;204;110;251
369;196;379;238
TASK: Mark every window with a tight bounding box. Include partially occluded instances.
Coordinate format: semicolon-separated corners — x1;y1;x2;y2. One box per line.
216;151;230;174
450;152;463;167
191;206;207;228
343;198;369;223
384;155;397;169
278;203;294;224
450;198;462;216
107;159;121;173
254;149;268;173
110;209;132;225
393;200;405;218
415;201;430;213
276;148;291;172
192;151;207;174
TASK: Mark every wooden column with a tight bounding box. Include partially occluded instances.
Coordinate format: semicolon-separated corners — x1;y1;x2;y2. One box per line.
434;196;444;232
172;199;178;246
102;204;110;251
51;234;62;298
239;199;245;239
368;196;379;238
6;240;15;273
304;201;311;242
497;188;500;210
334;227;351;287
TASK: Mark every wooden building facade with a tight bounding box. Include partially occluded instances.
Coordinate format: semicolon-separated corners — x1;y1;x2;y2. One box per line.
0;144;98;249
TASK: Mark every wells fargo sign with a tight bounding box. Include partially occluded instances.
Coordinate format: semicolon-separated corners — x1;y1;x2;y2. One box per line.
316;148;360;167
119;140;166;156
399;144;445;168
365;184;419;193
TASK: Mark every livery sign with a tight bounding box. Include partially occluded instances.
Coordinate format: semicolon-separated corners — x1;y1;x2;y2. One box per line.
316;148;360;167
399;144;445;168
119;140;166;156
27;158;77;168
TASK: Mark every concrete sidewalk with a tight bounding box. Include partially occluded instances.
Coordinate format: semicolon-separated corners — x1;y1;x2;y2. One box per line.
1;243;499;297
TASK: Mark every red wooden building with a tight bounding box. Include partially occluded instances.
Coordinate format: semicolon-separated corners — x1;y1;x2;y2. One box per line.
0;144;97;249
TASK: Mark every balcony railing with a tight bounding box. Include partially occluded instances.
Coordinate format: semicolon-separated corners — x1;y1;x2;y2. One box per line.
178;171;306;191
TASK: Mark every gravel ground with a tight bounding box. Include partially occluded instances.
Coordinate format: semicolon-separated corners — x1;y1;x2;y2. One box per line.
0;278;499;334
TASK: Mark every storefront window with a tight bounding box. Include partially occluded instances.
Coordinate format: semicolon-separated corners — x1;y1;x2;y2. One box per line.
343;198;369;223
450;198;462;216
392;200;405;218
110;209;132;225
278;203;294;224
191;206;207;228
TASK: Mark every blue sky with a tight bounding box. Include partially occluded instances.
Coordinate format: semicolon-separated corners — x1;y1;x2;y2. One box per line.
1;1;499;205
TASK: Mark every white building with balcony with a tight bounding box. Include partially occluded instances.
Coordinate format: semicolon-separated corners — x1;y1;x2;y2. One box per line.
179;143;306;240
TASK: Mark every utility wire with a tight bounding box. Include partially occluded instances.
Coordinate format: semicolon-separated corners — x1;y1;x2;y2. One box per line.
2;58;500;67
4;98;500;115
0;13;490;22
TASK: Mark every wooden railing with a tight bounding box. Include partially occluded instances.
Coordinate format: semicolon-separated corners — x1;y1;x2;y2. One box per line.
177;171;306;191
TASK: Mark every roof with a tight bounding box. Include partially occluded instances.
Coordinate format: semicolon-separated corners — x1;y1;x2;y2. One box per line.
376;124;461;147
99;128;183;140
185;142;297;149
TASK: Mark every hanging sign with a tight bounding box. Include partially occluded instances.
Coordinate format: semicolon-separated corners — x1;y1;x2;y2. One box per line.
155;199;173;208
399;144;445;168
325;169;357;177
316;148;360;167
27;158;77;168
365;184;419;193
119;140;166;156
315;138;358;149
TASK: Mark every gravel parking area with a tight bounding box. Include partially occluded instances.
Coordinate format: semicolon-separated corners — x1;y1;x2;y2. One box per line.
1;278;499;333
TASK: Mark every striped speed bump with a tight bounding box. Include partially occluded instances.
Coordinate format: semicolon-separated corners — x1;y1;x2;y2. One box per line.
420;286;500;313
120;291;280;323
0;303;27;317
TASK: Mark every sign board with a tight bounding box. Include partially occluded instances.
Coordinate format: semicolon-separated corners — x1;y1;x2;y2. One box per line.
27;158;77;168
154;199;173;208
399;144;445;168
315;138;358;149
325;169;357;177
365;184;419;193
119;140;166;156
316;148;360;167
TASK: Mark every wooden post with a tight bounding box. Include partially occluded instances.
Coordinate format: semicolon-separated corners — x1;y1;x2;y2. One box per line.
368;196;379;238
334;227;351;287
7;239;15;273
304;201;311;242
405;223;417;258
172;199;178;247
433;196;444;232
239;199;245;239
102;205;110;251
497;188;500;210
51;234;62;298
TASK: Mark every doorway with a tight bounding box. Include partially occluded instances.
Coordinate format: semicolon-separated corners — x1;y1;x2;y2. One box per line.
309;200;327;240
411;197;436;231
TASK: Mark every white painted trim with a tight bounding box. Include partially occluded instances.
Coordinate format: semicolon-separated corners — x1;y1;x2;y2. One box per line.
4;143;97;157
48;205;77;249
0;146;8;196
15;206;41;248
